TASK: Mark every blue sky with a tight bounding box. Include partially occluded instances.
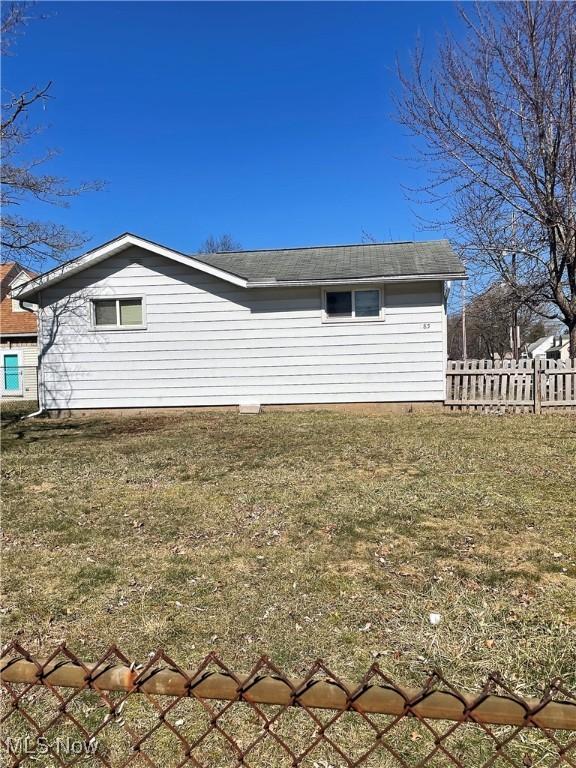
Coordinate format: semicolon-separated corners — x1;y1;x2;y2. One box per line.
4;1;462;256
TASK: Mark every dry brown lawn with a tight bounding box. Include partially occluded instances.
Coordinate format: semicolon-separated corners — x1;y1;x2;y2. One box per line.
1;406;575;765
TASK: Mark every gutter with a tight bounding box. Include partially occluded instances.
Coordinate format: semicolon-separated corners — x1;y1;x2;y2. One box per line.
245;273;468;288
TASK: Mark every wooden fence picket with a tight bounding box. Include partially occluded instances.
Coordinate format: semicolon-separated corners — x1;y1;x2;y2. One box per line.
445;358;576;412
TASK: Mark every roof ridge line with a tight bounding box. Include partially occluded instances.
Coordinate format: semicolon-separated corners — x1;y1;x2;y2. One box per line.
194;239;448;256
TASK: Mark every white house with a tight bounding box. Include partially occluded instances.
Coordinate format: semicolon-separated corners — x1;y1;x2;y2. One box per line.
546;335;570;361
13;233;466;413
526;334;571;361
526;335;556;359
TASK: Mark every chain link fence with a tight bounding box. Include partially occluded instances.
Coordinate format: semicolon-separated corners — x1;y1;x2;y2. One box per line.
1;643;575;767
0;363;38;404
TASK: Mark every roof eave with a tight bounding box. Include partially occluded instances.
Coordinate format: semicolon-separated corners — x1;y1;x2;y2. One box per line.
246;272;467;288
13;234;249;300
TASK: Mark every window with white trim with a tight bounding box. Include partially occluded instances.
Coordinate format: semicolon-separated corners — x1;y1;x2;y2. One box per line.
323;288;382;321
92;298;144;328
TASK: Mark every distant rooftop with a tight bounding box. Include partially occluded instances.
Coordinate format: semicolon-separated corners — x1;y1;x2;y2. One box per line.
194;239;466;284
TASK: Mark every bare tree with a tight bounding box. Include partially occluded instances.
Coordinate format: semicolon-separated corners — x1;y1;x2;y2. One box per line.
1;2;28;54
197;234;242;253
448;282;546;360
1;3;101;270
397;1;576;356
361;229;379;244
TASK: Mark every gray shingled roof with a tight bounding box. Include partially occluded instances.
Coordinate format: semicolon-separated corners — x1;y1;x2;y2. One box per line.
193;240;465;285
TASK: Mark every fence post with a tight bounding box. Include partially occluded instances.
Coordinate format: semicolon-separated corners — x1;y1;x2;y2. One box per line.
533;358;542;414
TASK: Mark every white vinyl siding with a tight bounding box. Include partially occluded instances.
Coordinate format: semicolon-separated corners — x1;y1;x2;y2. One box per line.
38;246;446;409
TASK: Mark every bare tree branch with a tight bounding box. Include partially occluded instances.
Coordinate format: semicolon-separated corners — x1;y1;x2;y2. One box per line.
397;1;576;356
448;281;549;360
0;4;102;270
197;234;242;253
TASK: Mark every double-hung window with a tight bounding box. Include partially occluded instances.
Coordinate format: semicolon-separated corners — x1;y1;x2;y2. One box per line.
91;298;145;329
323;288;382;321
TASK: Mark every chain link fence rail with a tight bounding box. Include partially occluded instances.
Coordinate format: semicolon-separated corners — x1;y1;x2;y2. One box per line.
0;364;38;404
1;643;575;767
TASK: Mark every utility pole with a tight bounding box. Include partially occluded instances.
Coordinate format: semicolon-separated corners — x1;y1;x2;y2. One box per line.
510;215;520;360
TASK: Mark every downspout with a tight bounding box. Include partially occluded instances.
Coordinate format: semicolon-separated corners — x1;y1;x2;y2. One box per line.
18;296;46;419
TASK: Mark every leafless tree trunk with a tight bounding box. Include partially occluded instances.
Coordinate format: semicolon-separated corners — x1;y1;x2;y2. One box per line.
1;3;102;270
397;1;576;357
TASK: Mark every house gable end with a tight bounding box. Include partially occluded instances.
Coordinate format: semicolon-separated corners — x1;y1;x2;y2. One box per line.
0;264;38;337
0;263;19;303
14;234;248;301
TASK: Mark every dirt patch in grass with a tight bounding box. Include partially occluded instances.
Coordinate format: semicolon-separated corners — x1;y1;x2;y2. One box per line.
1;409;575;698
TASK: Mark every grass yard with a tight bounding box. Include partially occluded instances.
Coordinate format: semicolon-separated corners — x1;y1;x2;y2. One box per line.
1;407;576;767
2;406;575;690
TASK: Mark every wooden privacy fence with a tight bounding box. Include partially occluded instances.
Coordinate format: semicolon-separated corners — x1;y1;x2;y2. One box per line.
446;359;576;413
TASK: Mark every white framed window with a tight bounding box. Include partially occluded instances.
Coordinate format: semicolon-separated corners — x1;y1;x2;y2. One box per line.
322;287;383;322
90;297;146;330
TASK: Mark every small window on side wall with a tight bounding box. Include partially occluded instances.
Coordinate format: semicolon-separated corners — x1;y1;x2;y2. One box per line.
92;298;144;328
324;288;382;321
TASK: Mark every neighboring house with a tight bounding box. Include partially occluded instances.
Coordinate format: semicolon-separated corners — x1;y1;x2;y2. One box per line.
546;335;570;361
0;262;38;402
526;335;556;359
14;233;466;412
525;334;571;361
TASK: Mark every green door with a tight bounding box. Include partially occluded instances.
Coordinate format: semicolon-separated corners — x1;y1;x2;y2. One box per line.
3;354;20;392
